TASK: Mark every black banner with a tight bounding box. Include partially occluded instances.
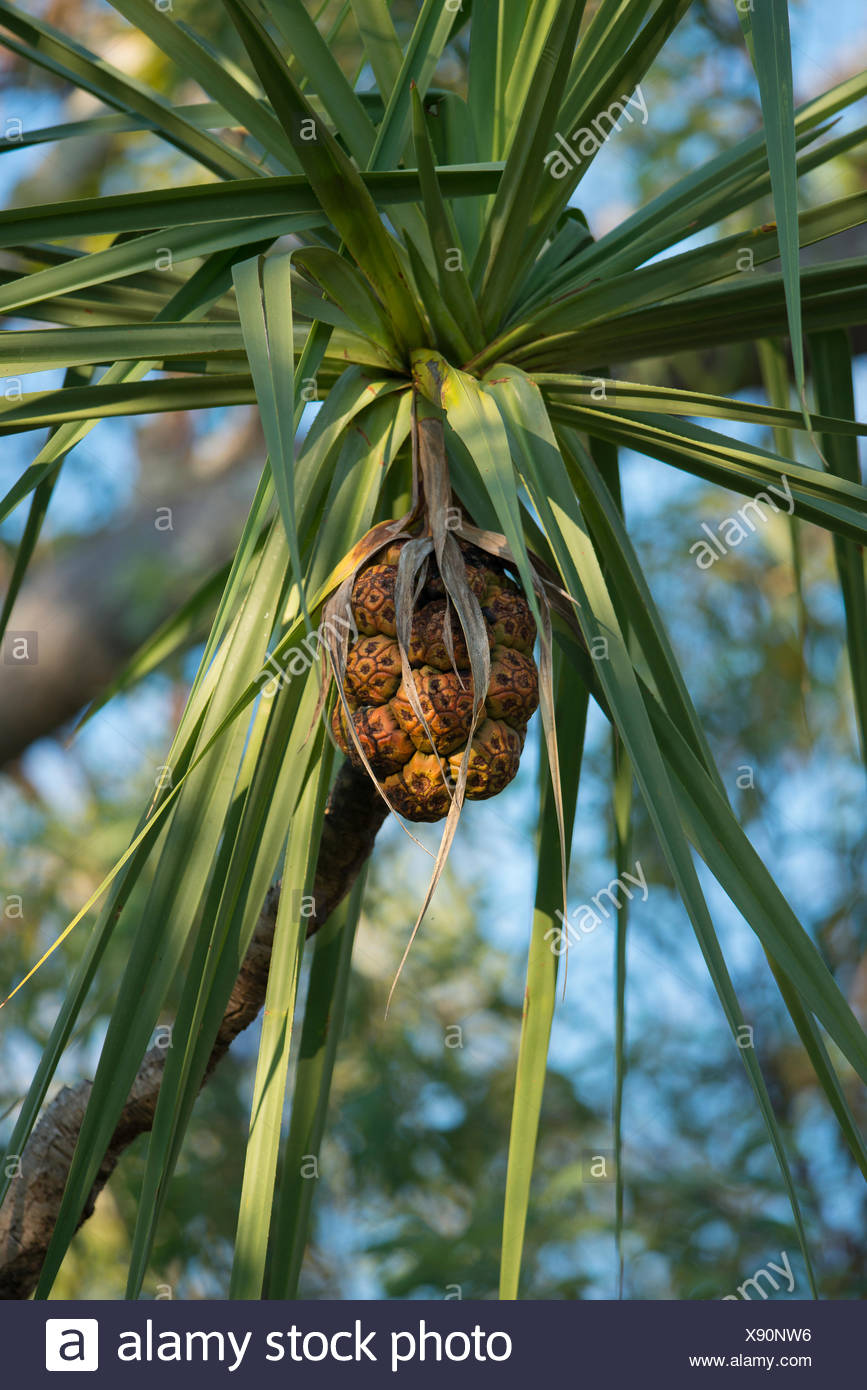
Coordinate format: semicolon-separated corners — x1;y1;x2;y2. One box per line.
3;1297;859;1386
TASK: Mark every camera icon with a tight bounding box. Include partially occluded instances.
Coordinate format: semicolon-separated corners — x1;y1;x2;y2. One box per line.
45;1319;99;1372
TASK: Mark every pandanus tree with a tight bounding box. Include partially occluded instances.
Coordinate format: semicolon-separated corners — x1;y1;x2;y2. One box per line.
0;0;866;1300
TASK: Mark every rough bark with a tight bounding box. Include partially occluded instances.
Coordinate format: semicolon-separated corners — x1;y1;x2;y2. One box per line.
0;760;387;1301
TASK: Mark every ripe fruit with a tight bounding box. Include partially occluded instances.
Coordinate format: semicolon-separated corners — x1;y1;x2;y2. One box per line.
344;634;402;703
330;538;539;821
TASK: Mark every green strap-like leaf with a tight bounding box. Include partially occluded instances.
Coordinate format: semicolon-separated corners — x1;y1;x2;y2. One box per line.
33;516;295;1297
230;718;332;1299
537;371;867;437
0;364;92;642
128;662;328;1299
124;381;407;1295
1;249;252;522
737;0;806;410
640;684;867;1091
494;192;867;364
370;0;459;171
413;349;541;624
766;959;867;1184
555;59;867;287
233;254;307;621
553;613;867;1202
809;329;867;770
551;418;723;792
468;0;523;161
258;0;378;162
559;422;867;1186
223;0;428;352
611;738;632;1298
500;656;587;1299
403;233;474;361
471;0;585;329
488;370;819;1291
0;458;276;1213
0;322;244;375
125;675;299;1298
756;338;809;703
552;103;867;297
425;92;485;260
526;0;692;264
520;258;867;368
410;86;486;351
546;401;867;547
0;0;260;178
106;0;301;171
0;374;254;439
293;246;404;363
347;0;403;97
267;870;367;1297
0;167;502;248
500;0;572;153
0;102;249;154
0;214;324;318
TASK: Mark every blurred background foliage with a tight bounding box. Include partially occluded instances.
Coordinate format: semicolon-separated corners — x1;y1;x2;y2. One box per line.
1;0;865;1298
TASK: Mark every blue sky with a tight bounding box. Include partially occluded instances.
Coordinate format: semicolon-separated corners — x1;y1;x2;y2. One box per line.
1;0;865;1298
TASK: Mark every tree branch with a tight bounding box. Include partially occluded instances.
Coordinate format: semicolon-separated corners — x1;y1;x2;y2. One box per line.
0;428;260;768
0;759;387;1300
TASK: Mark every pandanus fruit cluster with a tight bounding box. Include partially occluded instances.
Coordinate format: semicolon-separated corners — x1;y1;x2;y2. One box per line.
324;409;541;824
